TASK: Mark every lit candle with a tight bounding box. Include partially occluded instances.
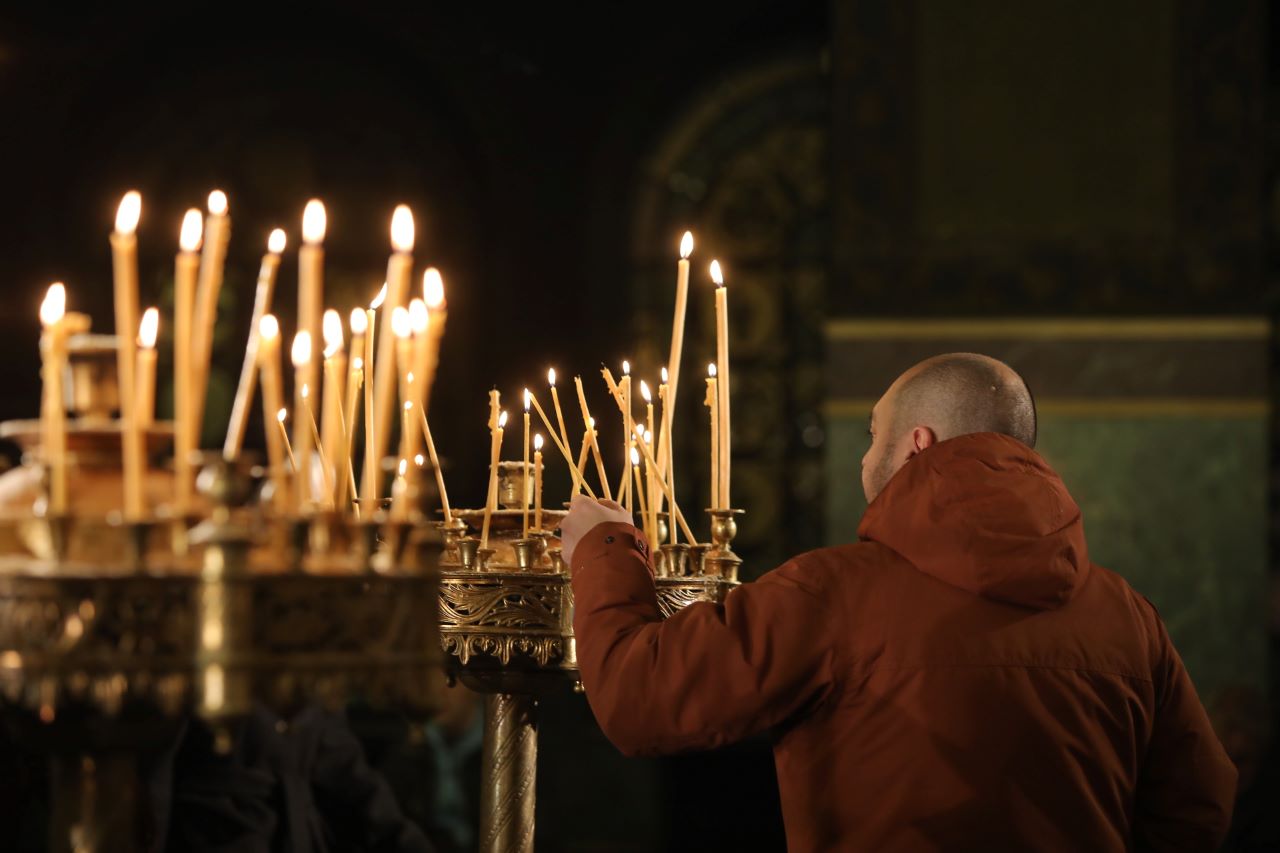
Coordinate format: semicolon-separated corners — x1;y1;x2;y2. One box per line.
548;368;574;492
404;298;430;468
621;361;632;513
661;231;692;485
298;200;326;432
39;283;68;515
321;309;346;509
362;286;383;506
417;405;452;523
631;422;698;546
190;190;231;444
533;434;544;532
291;331;313;511
522;389;531;538
480;410;508;551
368;205;415;497
575;427;592;484
110;190;145;519
574;376;612;501
174;210;203;513
135;307;159;427
710;260;731;509
420;269;447;415
257;315;288;509
706;363;719;510
660;367;675;543
223;228;285;459
640;380;656;537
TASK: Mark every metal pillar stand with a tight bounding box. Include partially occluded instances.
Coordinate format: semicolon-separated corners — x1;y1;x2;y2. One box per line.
478;692;539;853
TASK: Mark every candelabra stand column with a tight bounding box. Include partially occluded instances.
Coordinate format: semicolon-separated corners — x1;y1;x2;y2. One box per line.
478;692;538;853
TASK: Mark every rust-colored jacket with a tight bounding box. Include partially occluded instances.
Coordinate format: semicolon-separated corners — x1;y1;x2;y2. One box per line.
571;433;1236;852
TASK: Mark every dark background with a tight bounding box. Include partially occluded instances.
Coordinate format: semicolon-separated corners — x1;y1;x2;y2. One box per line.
0;2;1276;851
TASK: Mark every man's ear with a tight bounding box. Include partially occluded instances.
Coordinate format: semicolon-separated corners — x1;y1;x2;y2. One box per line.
908;426;937;457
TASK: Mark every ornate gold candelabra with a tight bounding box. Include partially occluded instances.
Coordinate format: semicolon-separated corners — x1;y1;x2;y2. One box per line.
437;461;740;853
0;334;442;852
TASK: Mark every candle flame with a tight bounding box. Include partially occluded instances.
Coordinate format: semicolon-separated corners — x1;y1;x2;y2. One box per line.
547;367;557;387
680;231;694;259
350;308;368;335
352;356;363;370
534;433;544;451
640;380;652;402
268;228;287;254
708;362;717;377
277;408;288;423
407;372;415;385
323;309;343;357
709;259;724;286
371;283;388;310
39;283;66;327
661;366;669;383
138;307;159;349
498;410;509;429
259;314;280;340
301;384;310;399
634;424;645;437
390;205;415;252
630;446;640;466
409;298;428;333
414;453;425;466
291;331;312;367
423;268;445;307
398;458;408;476
115;191;141;235
180;209;203;252
302;199;326;243
207;190;228;216
391;306;412;339
404;401;413;411
622;360;630;375
523;388;531;411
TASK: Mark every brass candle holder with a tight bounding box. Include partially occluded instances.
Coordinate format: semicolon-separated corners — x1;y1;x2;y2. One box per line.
703;508;744;582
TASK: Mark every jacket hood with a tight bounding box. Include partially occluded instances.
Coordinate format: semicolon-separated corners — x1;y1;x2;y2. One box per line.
858;433;1089;610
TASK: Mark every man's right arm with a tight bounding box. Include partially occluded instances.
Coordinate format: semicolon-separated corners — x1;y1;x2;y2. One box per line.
1132;611;1237;851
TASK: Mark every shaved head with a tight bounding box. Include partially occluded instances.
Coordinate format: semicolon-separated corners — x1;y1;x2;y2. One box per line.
889;353;1036;448
862;353;1036;501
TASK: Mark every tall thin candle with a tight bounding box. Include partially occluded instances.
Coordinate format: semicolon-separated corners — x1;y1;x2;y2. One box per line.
573;376;612;500
367;206;415;497
110;190;145;519
660;231;693;483
480;410;508;551
420;269;447;415
321;310;346;509
361;288;382;506
298;200;326;436
190;190;230;445
291;331;313;511
418;406;452;523
710;260;731;509
223;228;285;459
706;363;719;509
174;210;202;513
39;284;68;515
135;308;159;427
257;316;288;510
522;389;531;538
533;434;544;532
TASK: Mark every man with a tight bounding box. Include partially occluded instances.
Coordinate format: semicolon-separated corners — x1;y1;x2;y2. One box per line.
561;353;1237;852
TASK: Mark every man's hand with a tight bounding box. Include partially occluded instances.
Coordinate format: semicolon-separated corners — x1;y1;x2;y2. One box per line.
560;494;632;566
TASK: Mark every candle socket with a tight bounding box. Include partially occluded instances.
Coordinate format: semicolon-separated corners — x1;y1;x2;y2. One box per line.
704;508;744;582
308;510;349;565
352;521;382;571
688;543;710;577
456;537;481;571
510;538;537;571
476;548;496;572
38;513;73;565
546;547;566;574
654;512;670;550
382;520;417;571
658;542;691;578
529;530;553;567
285;518;310;572
437;518;469;562
108;517;155;573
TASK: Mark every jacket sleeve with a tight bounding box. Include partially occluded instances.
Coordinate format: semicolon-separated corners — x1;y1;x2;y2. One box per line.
1132;610;1237;852
570;522;837;757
